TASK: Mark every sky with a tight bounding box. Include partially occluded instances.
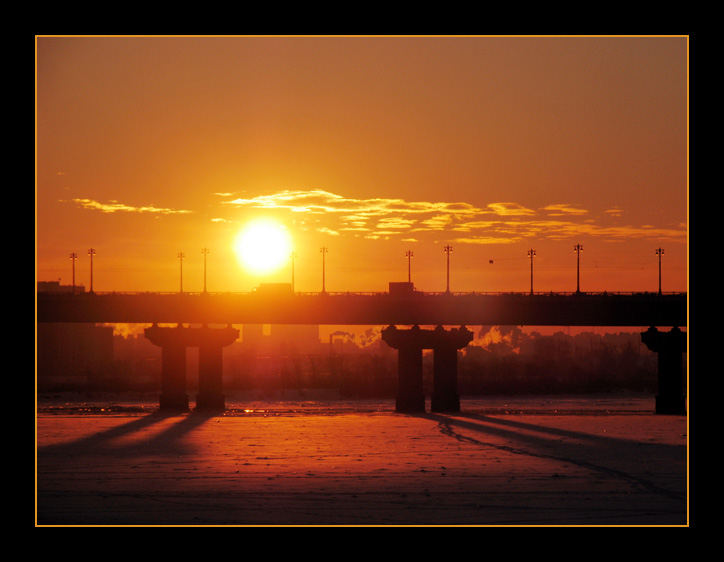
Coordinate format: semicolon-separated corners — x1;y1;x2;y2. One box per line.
36;36;688;296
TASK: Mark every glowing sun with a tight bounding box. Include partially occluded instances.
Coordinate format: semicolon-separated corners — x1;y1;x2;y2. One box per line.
233;220;292;275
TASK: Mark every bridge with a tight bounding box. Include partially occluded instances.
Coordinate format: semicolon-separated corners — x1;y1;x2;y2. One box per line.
36;289;688;415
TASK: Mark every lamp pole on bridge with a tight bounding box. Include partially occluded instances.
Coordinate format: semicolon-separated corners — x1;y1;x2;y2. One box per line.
290;251;297;293
656;247;664;295
201;248;209;293
406;250;413;283
87;248;95;293
70;252;77;294
444;245;453;293
528;249;536;295
573;244;583;294
178;252;185;293
320;247;328;294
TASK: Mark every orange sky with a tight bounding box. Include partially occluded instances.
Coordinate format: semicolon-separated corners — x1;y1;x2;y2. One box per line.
36;36;688;295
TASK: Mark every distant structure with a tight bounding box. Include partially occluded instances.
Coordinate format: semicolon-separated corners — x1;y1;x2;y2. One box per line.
37;280;85;293
388;282;416;296
37;280;110;391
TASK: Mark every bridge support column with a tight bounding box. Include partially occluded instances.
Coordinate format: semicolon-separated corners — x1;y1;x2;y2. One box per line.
145;324;239;412
396;343;425;413
382;325;473;413
641;327;687;415
432;344;459;412
195;325;239;411
160;343;189;411
143;324;191;412
159;343;189;410
382;325;425;412
197;345;225;411
431;326;473;412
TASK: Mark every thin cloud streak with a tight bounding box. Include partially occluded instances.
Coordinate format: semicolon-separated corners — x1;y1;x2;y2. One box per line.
69;198;192;215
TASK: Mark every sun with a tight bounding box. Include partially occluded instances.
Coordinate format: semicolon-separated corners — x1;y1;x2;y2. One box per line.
233;220;292;275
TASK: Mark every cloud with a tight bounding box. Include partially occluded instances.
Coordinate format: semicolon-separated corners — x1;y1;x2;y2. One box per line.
69;198;192;215
485;202;536;216
542;204;588;216
218;189;686;245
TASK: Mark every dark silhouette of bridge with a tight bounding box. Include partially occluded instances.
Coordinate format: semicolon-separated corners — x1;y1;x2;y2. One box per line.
36;288;687;415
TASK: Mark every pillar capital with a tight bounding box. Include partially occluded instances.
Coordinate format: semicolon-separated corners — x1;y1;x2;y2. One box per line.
641;326;687;354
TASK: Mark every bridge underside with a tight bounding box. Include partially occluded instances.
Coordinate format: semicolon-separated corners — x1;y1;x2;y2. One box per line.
37;292;687;415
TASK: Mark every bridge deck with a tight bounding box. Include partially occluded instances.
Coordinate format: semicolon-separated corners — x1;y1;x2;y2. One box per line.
36;292;687;327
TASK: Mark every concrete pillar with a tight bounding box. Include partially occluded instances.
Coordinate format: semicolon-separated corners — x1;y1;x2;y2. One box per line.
156;338;190;411
144;324;190;411
145;324;239;412
195;325;239;411
641;326;687;415
382;325;472;413
196;345;225;411
396;343;425;412
432;344;460;412
431;326;473;412
382;325;426;413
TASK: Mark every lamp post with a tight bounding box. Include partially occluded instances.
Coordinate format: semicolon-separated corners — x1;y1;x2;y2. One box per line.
406;250;413;283
201;248;210;293
70;252;77;294
290;251;297;293
527;249;536;295
656;248;664;295
573;244;583;294
88;248;95;293
444;245;452;293
178;252;185;293
320;247;328;294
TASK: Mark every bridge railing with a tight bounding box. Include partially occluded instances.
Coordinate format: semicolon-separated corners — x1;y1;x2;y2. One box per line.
37;290;687;298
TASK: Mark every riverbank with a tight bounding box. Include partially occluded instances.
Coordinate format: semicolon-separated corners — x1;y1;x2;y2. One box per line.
36;396;688;526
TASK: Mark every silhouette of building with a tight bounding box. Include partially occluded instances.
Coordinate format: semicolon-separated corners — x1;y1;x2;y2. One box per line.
36;281;112;390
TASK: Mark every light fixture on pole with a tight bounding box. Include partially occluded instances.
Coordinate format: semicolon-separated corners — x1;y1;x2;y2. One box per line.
406;250;413;283
70;252;77;294
444;245;453;293
573;244;583;294
527;249;536;295
656;247;664;295
88;248;96;293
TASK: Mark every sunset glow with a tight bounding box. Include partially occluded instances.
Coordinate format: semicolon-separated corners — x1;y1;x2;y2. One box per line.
233;220;292;275
36;36;688;295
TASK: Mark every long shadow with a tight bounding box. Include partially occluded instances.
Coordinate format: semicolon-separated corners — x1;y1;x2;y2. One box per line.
410;412;686;501
37;410;218;460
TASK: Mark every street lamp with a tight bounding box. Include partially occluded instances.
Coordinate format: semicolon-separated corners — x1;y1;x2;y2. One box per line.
320;247;328;294
201;248;210;293
656;248;664;295
178;252;185;293
573;244;583;294
527;249;536;295
70;252;77;294
444;245;453;293
406;250;413;283
88;248;96;293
